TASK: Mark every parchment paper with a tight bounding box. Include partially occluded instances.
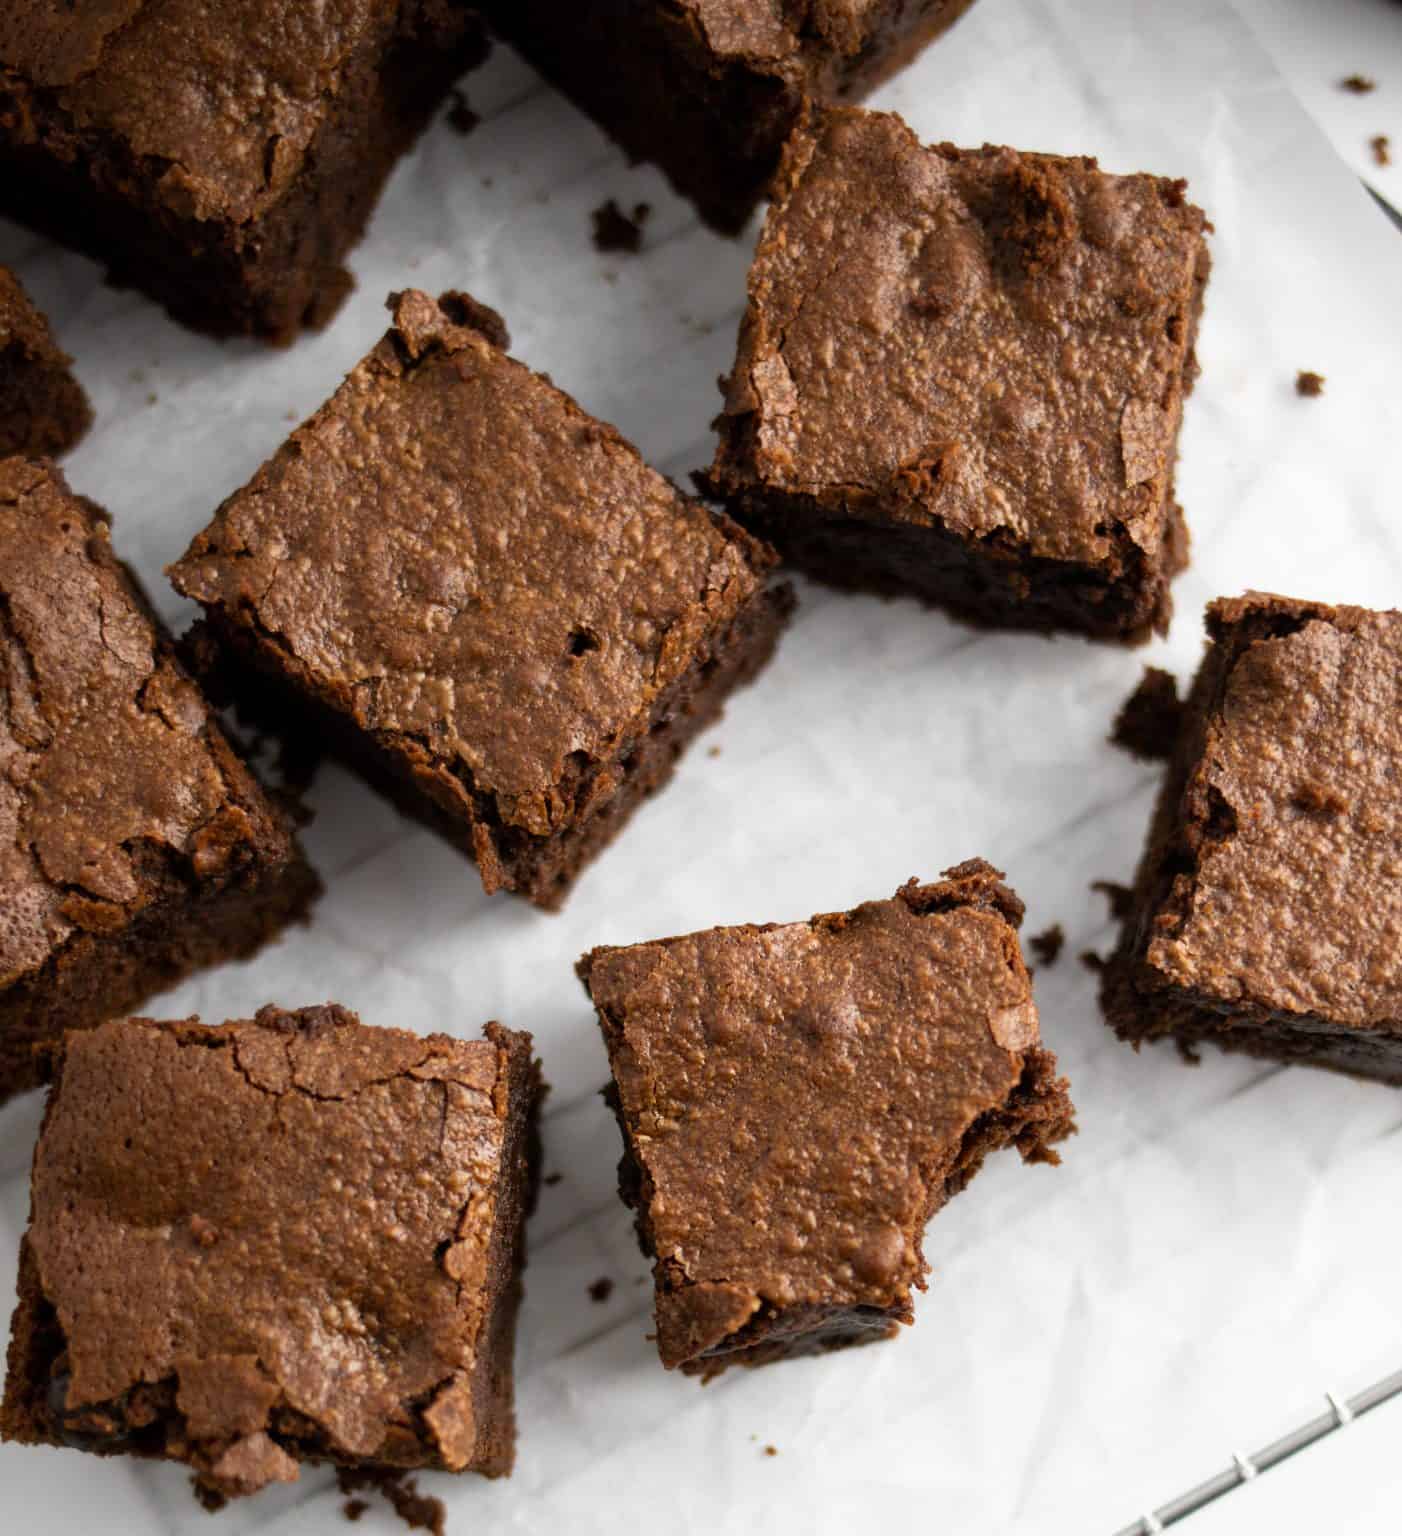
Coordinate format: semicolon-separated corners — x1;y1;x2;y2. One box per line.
3;1;1401;1531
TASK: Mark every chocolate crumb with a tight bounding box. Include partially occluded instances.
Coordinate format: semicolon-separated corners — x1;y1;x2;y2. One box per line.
764;1445;778;1457
344;1499;370;1523
1080;949;1106;974
707;744;722;758
1371;134;1392;167
1029;924;1065;968
1092;881;1135;922
1110;667;1182;761
1295;370;1326;398
337;1470;446;1536
592;199;651;254
588;1276;615;1304
446;89;479;135
543;1172;563;1187
1341;75;1377;94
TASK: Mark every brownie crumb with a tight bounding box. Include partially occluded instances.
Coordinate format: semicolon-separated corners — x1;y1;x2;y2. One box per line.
588;1276;615;1304
1110;667;1182;761
1341;75;1377;94
1371;134;1392;167
764;1445;778;1457
446;88;479;135
337;1470;446;1536
591;199;651;254
543;1172;563;1187
707;744;722;758
344;1499;370;1523
1029;924;1065;968
1295;370;1326;398
1092;881;1135;922
1080;949;1107;974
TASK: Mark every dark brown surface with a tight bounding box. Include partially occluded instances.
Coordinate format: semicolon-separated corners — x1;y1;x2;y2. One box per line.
484;0;978;234
0;3;488;341
171;290;792;910
1102;592;1402;1084
0;267;91;457
2;1007;542;1501
0;457;317;1104
1295;370;1326;398
580;860;1076;1377
701;105;1211;642
1110;667;1183;762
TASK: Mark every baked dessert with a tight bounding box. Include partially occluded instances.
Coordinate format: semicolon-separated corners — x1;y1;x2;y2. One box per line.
0;457;317;1103
0;2;489;341
485;0;979;234
1102;593;1402;1083
578;861;1076;1377
701;105;1212;642
1;1006;542;1501
0;267;91;457
170;289;793;911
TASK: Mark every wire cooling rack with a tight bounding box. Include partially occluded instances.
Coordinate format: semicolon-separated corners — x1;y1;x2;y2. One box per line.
1114;1368;1402;1533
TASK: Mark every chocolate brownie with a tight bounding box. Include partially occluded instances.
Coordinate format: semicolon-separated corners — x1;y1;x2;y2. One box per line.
484;0;978;234
578;861;1076;1377
0;458;317;1103
170;290;793;911
1;1006;542;1501
1102;593;1402;1084
0;3;488;341
0;267;90;457
700;106;1212;642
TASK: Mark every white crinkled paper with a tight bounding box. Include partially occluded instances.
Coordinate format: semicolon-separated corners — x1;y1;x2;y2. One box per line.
2;1;1401;1531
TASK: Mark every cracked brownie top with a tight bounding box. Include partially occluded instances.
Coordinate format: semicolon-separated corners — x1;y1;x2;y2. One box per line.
169;290;775;843
0;457;296;992
5;1006;538;1496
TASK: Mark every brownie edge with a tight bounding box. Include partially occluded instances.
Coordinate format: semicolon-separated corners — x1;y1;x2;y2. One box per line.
580;860;1075;1378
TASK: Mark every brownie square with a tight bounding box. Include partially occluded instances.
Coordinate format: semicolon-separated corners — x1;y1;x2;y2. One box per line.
484;0;978;234
0;458;317;1103
0;268;91;458
578;861;1076;1377
701;106;1212;642
1103;594;1402;1084
0;3;488;341
1;1006;542;1501
170;290;793;911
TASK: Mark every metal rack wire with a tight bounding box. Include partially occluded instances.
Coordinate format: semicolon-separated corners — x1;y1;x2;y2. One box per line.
1114;1369;1402;1534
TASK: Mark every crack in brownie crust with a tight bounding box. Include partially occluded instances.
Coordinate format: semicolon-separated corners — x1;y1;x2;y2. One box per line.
1102;593;1402;1083
701;105;1211;641
1;1007;543;1500
580;860;1075;1378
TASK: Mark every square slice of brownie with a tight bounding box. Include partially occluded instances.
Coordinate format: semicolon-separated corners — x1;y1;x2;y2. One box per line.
1103;593;1402;1083
1;1007;542;1501
0;458;317;1103
578;860;1075;1377
170;290;793;911
484;0;979;234
0;3;489;341
701;105;1211;642
0;268;91;458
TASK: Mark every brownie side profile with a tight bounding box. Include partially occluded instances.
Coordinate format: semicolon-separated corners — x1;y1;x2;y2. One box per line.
701;106;1211;642
1102;593;1402;1084
0;268;91;457
485;0;978;234
0;458;317;1103
170;290;793;911
579;860;1076;1378
1;1007;542;1500
0;3;488;341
